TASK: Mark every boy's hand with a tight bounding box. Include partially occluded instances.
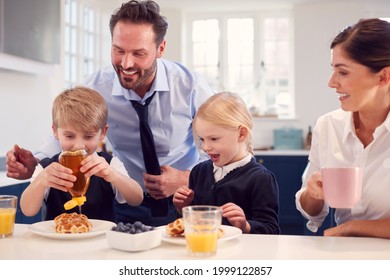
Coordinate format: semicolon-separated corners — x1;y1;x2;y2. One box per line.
37;162;75;192
80;153;114;182
173;187;194;211
221;202;251;233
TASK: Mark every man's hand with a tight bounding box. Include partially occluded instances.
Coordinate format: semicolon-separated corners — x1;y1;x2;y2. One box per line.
143;165;190;199
6;144;38;180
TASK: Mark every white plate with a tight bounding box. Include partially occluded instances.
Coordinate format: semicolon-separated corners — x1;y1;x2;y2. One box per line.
161;225;242;246
28;219;116;240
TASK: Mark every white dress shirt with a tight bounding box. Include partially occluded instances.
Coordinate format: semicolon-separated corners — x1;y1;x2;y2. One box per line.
296;109;390;232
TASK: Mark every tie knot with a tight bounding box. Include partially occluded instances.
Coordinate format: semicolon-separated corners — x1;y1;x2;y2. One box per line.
130;92;156;122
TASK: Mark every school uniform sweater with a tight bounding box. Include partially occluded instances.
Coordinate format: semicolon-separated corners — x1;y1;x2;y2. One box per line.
189;157;280;234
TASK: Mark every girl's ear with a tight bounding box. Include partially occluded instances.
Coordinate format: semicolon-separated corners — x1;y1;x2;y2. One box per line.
238;126;249;143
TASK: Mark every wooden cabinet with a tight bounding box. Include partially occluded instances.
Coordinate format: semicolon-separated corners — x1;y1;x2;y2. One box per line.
0;182;42;224
255;154;333;235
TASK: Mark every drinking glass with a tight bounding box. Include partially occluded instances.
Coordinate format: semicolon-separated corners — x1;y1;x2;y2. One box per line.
182;205;222;257
0;195;18;238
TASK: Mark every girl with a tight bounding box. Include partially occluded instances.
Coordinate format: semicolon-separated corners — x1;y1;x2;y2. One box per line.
173;92;280;234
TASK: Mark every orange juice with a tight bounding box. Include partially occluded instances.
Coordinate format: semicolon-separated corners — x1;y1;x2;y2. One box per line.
0;208;16;236
185;232;218;254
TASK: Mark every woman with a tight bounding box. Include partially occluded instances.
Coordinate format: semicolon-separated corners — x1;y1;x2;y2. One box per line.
295;18;390;238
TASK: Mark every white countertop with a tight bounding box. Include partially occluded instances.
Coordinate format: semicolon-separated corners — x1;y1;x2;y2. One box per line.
0;171;30;188
1;223;390;260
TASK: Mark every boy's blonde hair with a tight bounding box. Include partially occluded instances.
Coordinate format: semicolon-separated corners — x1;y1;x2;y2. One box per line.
52;86;107;132
193;92;254;154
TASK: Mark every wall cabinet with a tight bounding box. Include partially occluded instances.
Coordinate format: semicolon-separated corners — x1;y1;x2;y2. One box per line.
0;182;42;224
255;154;333;235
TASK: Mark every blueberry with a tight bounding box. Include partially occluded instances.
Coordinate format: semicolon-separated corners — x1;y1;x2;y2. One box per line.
112;222;155;234
133;221;143;229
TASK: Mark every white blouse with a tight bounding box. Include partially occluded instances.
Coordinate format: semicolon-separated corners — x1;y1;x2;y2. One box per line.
296;109;390;232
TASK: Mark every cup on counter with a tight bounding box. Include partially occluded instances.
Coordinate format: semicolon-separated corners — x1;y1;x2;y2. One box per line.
0;195;18;238
182;205;222;257
322;167;362;208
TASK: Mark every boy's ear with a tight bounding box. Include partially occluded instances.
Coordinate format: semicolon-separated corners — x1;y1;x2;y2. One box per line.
52;125;59;139
238;126;249;143
99;125;109;140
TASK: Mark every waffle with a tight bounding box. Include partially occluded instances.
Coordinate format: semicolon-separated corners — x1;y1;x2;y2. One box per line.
54;212;92;234
166;218;184;236
166;218;225;238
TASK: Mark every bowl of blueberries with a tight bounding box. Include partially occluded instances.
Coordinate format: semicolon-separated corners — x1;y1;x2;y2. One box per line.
106;221;162;252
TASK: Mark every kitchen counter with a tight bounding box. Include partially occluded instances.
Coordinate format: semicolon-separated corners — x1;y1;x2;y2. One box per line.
2;223;390;260
253;149;309;156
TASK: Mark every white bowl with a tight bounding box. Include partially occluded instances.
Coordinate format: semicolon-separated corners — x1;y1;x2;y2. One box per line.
106;228;162;252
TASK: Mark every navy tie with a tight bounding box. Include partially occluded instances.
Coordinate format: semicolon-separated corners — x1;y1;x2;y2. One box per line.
130;92;169;217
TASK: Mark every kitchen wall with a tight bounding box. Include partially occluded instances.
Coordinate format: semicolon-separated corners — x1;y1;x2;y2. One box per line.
0;0;389;156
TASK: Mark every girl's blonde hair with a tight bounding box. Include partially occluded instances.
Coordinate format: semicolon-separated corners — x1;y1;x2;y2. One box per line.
52;86;108;132
193;92;254;154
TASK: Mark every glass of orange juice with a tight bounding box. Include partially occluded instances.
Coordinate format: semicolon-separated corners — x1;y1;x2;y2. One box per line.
182;205;222;257
0;195;18;238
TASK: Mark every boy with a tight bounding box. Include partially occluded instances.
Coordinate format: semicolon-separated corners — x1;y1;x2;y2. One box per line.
20;87;143;222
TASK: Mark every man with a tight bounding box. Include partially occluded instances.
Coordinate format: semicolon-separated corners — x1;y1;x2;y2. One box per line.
6;0;213;226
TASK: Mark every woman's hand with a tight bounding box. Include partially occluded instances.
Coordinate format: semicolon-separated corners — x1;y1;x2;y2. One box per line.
306;171;324;200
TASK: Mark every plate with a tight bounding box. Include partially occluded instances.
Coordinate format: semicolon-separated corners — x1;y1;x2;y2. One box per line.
28;219;116;240
161;225;242;245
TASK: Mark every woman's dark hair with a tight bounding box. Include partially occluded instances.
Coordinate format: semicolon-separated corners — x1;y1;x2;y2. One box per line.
109;0;168;46
331;18;390;73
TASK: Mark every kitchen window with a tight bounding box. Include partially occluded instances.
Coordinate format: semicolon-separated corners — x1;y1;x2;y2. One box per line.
187;12;293;118
64;0;101;87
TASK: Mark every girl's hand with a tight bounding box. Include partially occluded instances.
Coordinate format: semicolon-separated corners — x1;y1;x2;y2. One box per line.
221;202;251;233
173;187;194;211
